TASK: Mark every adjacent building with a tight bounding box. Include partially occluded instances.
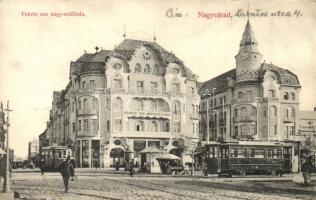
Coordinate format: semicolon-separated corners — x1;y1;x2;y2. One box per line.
28;139;38;162
199;20;301;144
40;39;200;168
297;109;316;152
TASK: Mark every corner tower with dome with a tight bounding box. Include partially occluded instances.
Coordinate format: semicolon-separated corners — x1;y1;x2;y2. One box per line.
199;20;301;144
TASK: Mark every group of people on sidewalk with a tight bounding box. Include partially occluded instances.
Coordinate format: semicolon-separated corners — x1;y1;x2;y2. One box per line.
39;156;75;193
301;156;314;186
37;156;314;193
115;159;137;177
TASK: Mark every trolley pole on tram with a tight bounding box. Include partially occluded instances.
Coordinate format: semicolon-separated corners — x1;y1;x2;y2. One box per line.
3;101;12;193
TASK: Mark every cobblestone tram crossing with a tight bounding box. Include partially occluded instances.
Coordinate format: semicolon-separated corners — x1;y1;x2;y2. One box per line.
11;169;316;200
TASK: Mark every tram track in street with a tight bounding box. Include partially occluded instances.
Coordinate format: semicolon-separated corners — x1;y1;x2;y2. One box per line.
101;177;249;200
14;185;120;200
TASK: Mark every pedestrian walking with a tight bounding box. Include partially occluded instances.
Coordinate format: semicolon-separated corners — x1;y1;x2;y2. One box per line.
70;157;75;181
58;157;73;193
116;160;120;171
129;159;135;177
301;157;313;186
39;159;45;175
123;161;127;171
94;161;99;170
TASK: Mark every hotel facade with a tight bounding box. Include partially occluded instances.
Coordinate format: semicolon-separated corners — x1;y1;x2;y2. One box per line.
39;39;200;168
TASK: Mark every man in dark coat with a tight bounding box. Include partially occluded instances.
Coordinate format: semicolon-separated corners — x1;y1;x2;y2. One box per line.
58;157;73;193
301;157;313;186
70;157;75;181
129;159;135;177
39;159;45;175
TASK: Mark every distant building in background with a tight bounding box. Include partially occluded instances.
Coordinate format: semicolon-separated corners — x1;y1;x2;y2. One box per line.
9;148;14;161
297;110;316;152
28;139;38;162
38;128;49;156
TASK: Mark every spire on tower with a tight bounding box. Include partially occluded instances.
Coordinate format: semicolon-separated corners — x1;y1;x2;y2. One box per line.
235;20;263;83
153;31;157;42
238;20;260;54
123;24;126;39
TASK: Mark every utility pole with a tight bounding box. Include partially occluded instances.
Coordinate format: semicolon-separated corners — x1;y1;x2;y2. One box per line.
3;101;12;193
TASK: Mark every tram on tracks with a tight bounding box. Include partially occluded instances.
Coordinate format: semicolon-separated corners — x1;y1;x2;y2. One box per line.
41;145;72;171
203;141;298;177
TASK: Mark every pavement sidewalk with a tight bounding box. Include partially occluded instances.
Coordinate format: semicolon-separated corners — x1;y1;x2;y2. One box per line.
0;191;14;200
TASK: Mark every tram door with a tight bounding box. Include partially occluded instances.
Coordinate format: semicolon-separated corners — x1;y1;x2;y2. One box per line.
220;146;229;170
283;147;292;171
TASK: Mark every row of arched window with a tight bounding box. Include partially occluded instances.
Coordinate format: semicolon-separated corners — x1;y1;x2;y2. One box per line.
233;106;295;119
75;97;99;111
234;107;257;118
135;63;159;75
136;120;159;132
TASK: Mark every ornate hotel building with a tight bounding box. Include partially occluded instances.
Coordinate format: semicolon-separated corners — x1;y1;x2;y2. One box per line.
199;20;301;144
39;39;200;168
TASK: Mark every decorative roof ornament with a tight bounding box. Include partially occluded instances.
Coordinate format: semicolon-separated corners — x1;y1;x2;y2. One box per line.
153;31;157;42
123;24;126;39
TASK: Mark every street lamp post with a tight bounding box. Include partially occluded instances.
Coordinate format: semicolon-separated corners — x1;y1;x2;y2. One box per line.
3;101;12;193
204;92;210;144
212;88;216;141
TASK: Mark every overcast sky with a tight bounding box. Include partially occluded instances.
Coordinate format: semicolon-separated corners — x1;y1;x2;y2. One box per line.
0;0;315;158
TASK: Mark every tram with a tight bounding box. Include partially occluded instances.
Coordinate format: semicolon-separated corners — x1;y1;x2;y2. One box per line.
41;145;72;171
203;142;297;176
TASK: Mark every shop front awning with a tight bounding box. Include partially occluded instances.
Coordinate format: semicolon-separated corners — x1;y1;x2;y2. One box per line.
139;146;163;154
156;154;180;160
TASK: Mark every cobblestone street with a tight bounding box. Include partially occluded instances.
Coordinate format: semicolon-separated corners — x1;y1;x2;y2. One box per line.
9;169;316;200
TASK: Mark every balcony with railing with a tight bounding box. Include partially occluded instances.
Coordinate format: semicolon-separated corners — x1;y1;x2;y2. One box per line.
216;137;224;142
71;88;105;96
283;117;295;123
112;131;173;138
77;130;99;137
78;108;99;115
106;88;185;98
231;97;255;104
219;119;226;125
233;116;256;122
209;121;216;127
190;113;201;120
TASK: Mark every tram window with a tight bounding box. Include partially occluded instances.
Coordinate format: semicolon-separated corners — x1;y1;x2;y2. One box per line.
284;148;291;155
205;150;210;158
58;151;62;159
267;149;274;158
221;148;229;158
250;148;265;158
237;148;247;158
208;146;217;158
276;149;283;158
283;148;291;159
230;148;238;158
